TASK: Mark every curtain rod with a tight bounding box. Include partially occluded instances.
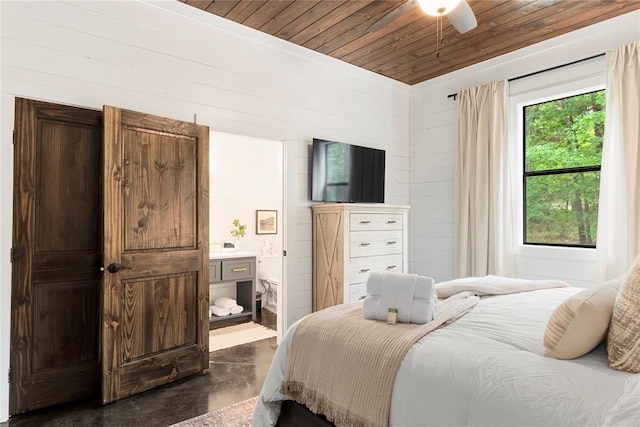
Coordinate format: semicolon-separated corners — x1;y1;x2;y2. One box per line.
447;52;606;100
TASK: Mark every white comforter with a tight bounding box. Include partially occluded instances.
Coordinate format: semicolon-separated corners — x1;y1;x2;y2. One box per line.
253;287;640;426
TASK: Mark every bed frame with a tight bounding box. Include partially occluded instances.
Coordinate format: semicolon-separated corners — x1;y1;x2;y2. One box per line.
275;400;335;427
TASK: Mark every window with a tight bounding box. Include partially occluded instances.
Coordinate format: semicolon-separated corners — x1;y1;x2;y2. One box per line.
523;90;605;247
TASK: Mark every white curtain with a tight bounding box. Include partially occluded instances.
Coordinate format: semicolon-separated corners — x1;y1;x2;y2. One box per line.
596;41;640;282
455;80;515;278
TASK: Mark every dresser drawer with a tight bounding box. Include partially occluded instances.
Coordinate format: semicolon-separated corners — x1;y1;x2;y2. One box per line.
350;230;403;258
347;254;403;284
349;282;367;303
350;213;403;231
221;259;253;281
209;260;222;283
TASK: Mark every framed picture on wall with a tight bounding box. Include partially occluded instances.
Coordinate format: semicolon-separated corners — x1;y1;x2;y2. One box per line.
256;210;277;234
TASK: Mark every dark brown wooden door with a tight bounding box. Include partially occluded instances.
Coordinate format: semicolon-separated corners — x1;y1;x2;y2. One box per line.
101;106;209;403
10;99;102;414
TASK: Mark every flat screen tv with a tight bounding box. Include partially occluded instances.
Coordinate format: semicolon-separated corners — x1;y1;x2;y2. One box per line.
311;138;385;203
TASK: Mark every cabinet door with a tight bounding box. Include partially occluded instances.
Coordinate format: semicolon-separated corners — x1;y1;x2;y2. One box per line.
210;261;222;283
313;211;344;311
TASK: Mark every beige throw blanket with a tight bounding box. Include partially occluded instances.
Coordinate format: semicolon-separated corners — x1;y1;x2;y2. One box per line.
282;292;479;427
435;275;570;299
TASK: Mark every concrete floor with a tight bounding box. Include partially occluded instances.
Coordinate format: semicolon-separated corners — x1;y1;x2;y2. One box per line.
4;310;278;427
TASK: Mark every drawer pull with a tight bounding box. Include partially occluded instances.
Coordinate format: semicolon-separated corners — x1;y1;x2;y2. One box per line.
359;295;367;300
360;243;371;246
231;267;247;272
360;220;371;224
386;241;397;245
386;265;397;269
359;268;371;273
387;220;397;224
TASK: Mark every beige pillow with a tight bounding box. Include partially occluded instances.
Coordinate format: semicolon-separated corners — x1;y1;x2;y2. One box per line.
608;255;640;372
544;276;623;360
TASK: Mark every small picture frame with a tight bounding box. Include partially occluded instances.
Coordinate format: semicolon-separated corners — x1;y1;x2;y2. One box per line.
256;210;277;235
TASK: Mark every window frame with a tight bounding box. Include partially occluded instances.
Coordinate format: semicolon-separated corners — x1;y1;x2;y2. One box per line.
521;89;604;248
509;62;605;251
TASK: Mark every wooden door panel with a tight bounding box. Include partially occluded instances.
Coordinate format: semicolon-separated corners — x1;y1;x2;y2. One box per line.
122;273;197;361
32;253;102;284
313;212;343;311
122;128;197;251
117;346;203;392
119;251;199;277
102;106;208;403
32;280;99;370
10;99;102;415
35;121;100;252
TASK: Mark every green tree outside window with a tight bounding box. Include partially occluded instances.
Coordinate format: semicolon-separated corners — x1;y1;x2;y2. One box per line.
524;90;605;246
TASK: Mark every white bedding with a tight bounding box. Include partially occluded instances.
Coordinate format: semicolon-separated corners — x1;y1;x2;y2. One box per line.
253;287;640;426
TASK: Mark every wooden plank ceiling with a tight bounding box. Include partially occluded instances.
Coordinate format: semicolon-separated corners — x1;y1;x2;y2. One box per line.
181;0;640;85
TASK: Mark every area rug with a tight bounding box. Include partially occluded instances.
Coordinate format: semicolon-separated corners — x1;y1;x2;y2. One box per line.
209;321;277;352
170;396;257;427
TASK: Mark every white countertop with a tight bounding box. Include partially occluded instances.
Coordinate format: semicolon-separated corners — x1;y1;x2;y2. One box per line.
209;251;258;260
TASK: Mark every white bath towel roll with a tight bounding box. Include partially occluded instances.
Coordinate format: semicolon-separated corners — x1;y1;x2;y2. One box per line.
365;272;385;296
214;297;237;309
211;305;231;317
379;273;416;323
411;275;437;324
363;273;416;323
229;304;244;315
366;271;417;296
363;273;438;324
362;295;380;320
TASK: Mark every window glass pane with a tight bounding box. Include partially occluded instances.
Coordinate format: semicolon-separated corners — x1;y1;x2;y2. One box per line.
524;90;605;172
525;171;600;246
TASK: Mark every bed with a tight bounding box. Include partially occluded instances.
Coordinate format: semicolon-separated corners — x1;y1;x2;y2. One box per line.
252;281;640;427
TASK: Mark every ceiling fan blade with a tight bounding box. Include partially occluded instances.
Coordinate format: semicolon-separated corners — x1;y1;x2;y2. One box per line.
447;0;477;34
367;0;419;34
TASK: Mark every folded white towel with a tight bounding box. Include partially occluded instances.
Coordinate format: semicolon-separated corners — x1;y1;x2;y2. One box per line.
411;275;437;324
363;272;437;324
214;297;237;309
379;272;416;323
366;272;417;296
211;305;231;317
229;304;244;315
366;272;384;296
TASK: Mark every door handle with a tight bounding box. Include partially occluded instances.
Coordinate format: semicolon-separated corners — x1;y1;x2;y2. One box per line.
107;263;131;274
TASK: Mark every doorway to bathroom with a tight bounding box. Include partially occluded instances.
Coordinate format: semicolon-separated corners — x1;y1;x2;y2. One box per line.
208;131;284;349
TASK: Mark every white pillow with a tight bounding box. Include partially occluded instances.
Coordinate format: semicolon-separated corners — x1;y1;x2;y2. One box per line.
544;276;623;360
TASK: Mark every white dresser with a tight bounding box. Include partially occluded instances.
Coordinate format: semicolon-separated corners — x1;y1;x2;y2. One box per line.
312;203;409;311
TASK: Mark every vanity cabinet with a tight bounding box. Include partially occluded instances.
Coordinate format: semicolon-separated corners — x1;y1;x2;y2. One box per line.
209;253;257;328
312;204;409;311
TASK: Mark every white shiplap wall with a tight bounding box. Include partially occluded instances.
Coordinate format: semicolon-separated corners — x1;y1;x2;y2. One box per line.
410;11;640;286
0;1;410;420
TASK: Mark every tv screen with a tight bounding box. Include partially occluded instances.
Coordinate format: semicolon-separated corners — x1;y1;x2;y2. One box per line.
311;138;385;203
